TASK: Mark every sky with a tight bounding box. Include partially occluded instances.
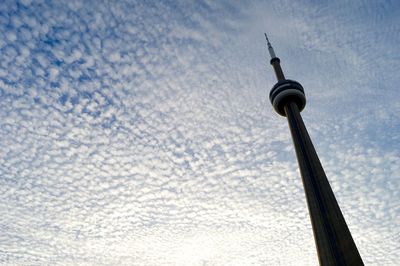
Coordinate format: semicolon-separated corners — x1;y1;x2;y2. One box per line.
0;0;399;265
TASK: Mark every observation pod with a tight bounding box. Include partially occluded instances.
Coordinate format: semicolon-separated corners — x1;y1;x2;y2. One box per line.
269;79;306;116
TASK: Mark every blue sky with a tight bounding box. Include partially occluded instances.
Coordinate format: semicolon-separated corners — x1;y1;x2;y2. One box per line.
0;0;399;265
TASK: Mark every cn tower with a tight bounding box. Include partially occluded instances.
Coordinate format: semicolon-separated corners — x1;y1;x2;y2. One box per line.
265;34;364;266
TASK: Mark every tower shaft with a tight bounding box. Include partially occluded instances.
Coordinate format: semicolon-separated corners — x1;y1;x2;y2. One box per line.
271;58;285;81
265;34;364;265
284;102;363;265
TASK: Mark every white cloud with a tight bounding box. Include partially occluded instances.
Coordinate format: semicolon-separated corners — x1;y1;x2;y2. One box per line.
0;0;398;265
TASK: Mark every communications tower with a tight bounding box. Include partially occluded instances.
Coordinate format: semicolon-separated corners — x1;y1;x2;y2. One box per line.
265;33;364;266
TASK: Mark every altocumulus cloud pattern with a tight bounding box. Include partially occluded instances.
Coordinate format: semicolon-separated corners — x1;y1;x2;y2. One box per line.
0;0;399;265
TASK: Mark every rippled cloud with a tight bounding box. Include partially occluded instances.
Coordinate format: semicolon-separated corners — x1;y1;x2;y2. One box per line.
0;0;399;265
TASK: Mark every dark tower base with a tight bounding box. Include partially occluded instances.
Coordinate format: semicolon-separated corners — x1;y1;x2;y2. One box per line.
284;102;364;266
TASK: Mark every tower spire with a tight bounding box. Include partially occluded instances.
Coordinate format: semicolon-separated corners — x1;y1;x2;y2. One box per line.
264;33;276;59
265;34;364;266
264;33;285;81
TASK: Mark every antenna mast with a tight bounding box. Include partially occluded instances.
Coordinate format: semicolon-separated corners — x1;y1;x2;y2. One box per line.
264;33;285;81
264;33;276;58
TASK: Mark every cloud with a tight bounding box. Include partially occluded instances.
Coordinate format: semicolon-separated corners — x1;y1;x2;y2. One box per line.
0;0;399;265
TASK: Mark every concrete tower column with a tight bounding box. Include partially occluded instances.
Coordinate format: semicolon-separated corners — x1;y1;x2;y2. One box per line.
265;34;364;266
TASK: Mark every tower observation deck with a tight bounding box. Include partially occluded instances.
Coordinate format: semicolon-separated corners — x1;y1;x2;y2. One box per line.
265;33;364;266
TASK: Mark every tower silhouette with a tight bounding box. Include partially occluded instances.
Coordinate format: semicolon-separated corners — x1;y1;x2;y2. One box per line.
265;34;364;266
